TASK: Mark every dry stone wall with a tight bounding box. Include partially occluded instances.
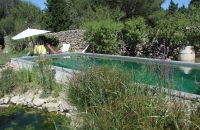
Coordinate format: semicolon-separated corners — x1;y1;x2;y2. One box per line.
46;30;200;60
46;30;87;52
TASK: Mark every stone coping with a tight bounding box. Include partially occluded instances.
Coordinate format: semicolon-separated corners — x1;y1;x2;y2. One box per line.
0;90;75;116
10;52;200;101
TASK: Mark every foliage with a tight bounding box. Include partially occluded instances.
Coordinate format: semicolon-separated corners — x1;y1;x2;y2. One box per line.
82;19;123;54
66;0;79;29
81;6;125;23
122;17;149;56
14;69;32;93
34;35;59;47
0;0;43;36
0;51;26;65
189;0;200;8
119;0;165;20
186;5;200;46
71;0;92;17
167;0;178;15
43;0;70;32
67;65;133;111
0;68;15;96
8;35;29;52
152;13;190;46
67;65;200;129
34;57;56;98
0;54;62;98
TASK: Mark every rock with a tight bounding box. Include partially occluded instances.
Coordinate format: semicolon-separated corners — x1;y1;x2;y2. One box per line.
25;98;33;103
16;102;23;105
23;102;28;106
27;102;34;107
3;97;10;104
42;103;59;112
37;107;43;110
66;113;71;118
18;98;25;103
10;96;20;104
59;100;73;112
33;98;46;107
0;98;4;105
0;105;9;108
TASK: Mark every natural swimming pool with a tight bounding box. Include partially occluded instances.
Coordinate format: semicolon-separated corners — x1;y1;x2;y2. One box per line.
52;55;200;95
0;106;70;130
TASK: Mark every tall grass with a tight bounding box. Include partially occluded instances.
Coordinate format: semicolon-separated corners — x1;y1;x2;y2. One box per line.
67;64;200;129
0;51;27;65
0;56;62;98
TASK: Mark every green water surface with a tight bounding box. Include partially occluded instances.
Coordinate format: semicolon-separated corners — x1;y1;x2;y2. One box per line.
0;105;70;130
52;56;200;95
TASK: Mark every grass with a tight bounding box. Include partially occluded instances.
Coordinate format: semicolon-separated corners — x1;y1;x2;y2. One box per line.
0;51;71;129
66;64;200;129
0;51;27;65
1;50;200;129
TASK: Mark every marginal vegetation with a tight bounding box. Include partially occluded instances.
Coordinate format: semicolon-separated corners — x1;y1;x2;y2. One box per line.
67;64;200;129
0;0;200;129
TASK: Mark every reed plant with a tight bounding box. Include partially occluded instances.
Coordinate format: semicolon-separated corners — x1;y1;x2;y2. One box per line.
0;55;62;98
67;64;200;129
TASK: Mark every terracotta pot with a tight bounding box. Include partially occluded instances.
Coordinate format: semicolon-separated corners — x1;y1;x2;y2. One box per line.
179;46;195;62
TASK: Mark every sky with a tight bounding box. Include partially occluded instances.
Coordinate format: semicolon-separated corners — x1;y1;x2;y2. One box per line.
28;0;191;10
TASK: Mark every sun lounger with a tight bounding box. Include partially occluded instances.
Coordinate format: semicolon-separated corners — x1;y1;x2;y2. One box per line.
47;44;70;54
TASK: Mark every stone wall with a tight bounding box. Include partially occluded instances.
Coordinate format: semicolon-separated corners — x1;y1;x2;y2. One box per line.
47;30;200;60
46;30;86;52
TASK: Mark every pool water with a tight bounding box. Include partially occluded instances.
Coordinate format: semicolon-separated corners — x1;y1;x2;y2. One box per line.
52;56;200;95
0;106;70;130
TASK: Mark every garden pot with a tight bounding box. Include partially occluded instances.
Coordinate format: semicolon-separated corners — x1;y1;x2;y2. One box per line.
179;46;195;62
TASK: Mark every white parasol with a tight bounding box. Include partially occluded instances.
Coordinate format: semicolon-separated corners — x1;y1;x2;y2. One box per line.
12;28;50;40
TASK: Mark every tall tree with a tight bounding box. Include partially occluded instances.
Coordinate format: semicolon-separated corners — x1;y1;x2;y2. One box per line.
0;0;43;50
189;0;200;8
66;0;79;29
167;0;178;15
44;0;70;32
178;5;187;14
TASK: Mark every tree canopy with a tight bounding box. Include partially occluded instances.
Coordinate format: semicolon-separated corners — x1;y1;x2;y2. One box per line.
0;0;200;56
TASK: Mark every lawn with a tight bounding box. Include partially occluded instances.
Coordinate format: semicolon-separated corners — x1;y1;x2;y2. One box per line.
0;51;27;65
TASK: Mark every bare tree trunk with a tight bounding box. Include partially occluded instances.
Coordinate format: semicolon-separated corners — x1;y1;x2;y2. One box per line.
3;35;9;53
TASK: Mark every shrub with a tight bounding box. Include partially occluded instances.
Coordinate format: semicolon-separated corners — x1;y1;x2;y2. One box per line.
83;19;123;54
34;57;56;98
0;68;15;95
122;17;149;56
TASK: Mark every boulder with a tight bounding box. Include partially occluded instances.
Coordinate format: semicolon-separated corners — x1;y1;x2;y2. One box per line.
42;103;59;112
0;105;9;107
27;102;34;107
0;98;4;105
33;98;46;107
3;97;10;104
25;97;33;103
59;100;73;112
10;96;20;104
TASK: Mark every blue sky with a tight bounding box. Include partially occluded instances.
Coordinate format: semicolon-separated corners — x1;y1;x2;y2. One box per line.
28;0;191;10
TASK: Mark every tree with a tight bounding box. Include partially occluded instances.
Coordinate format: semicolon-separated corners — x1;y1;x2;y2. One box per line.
189;0;200;6
81;6;125;24
83;19;123;54
66;0;79;29
167;0;178;15
122;17;149;56
43;0;70;32
178;5;187;14
0;0;43;51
